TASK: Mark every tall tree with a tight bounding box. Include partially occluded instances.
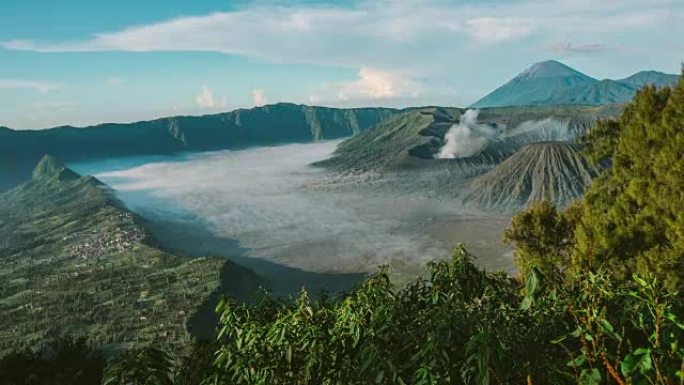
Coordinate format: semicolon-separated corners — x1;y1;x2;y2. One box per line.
576;72;684;289
503;199;580;282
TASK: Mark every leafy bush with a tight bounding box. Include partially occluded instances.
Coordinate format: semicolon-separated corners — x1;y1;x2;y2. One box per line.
210;247;570;385
556;273;683;385
206;247;682;385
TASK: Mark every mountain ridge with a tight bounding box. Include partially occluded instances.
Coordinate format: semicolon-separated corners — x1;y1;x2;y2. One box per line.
0;103;401;192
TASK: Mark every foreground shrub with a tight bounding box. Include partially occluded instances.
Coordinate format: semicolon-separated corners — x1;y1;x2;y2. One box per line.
208;246;682;385
211;247;570;385
0;337;105;385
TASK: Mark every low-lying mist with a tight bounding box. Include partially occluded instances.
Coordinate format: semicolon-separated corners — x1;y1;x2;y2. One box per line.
73;140;513;280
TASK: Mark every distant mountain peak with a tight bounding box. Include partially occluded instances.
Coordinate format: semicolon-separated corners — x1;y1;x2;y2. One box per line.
471;60;597;108
471;60;679;108
518;60;594;80
32;155;65;178
32;154;79;181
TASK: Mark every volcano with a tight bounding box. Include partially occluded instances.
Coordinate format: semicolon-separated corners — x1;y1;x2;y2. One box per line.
462;141;602;211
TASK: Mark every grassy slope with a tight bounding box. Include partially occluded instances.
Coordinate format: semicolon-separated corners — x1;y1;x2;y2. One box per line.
314;107;460;172
0;160;261;354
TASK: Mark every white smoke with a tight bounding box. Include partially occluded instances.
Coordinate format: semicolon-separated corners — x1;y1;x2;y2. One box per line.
507;117;573;140
436;110;573;159
436;109;502;159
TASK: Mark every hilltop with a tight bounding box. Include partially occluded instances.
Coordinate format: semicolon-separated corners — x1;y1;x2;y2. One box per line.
0;156;262;353
471;60;679;108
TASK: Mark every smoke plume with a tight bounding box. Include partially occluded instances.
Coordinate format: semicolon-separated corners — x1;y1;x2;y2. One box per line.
436;109;502;159
436;109;573;159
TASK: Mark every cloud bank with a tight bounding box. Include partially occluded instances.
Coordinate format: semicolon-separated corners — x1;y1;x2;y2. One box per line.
546;42;609;53
337;67;419;100
1;0;681;128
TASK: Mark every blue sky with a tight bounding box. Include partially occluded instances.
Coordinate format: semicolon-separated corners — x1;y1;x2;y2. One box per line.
0;0;682;129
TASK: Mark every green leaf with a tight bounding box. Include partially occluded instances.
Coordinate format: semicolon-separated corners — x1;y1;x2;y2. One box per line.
621;348;652;377
632;275;648;287
526;268;541;296
579;368;601;385
217;325;228;340
520;297;533;310
567;355;587;368
666;313;684;329
599;319;622;341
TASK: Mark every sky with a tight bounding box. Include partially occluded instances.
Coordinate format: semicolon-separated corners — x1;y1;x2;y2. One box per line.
0;0;682;129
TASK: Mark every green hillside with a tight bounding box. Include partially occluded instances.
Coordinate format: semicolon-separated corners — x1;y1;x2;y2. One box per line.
0;156;262;354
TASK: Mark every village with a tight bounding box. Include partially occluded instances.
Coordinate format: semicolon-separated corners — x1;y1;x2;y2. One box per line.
66;213;145;259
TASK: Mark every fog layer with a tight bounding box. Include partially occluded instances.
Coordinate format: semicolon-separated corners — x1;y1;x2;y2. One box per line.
74;141;512;279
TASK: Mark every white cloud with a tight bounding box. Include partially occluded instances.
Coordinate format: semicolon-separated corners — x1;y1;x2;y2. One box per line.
106;77;126;85
465;17;532;43
195;85;227;109
337;67;419;100
252;89;268;106
0;0;674;72
308;94;322;105
33;101;78;110
546;42;609;53
0;79;60;93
